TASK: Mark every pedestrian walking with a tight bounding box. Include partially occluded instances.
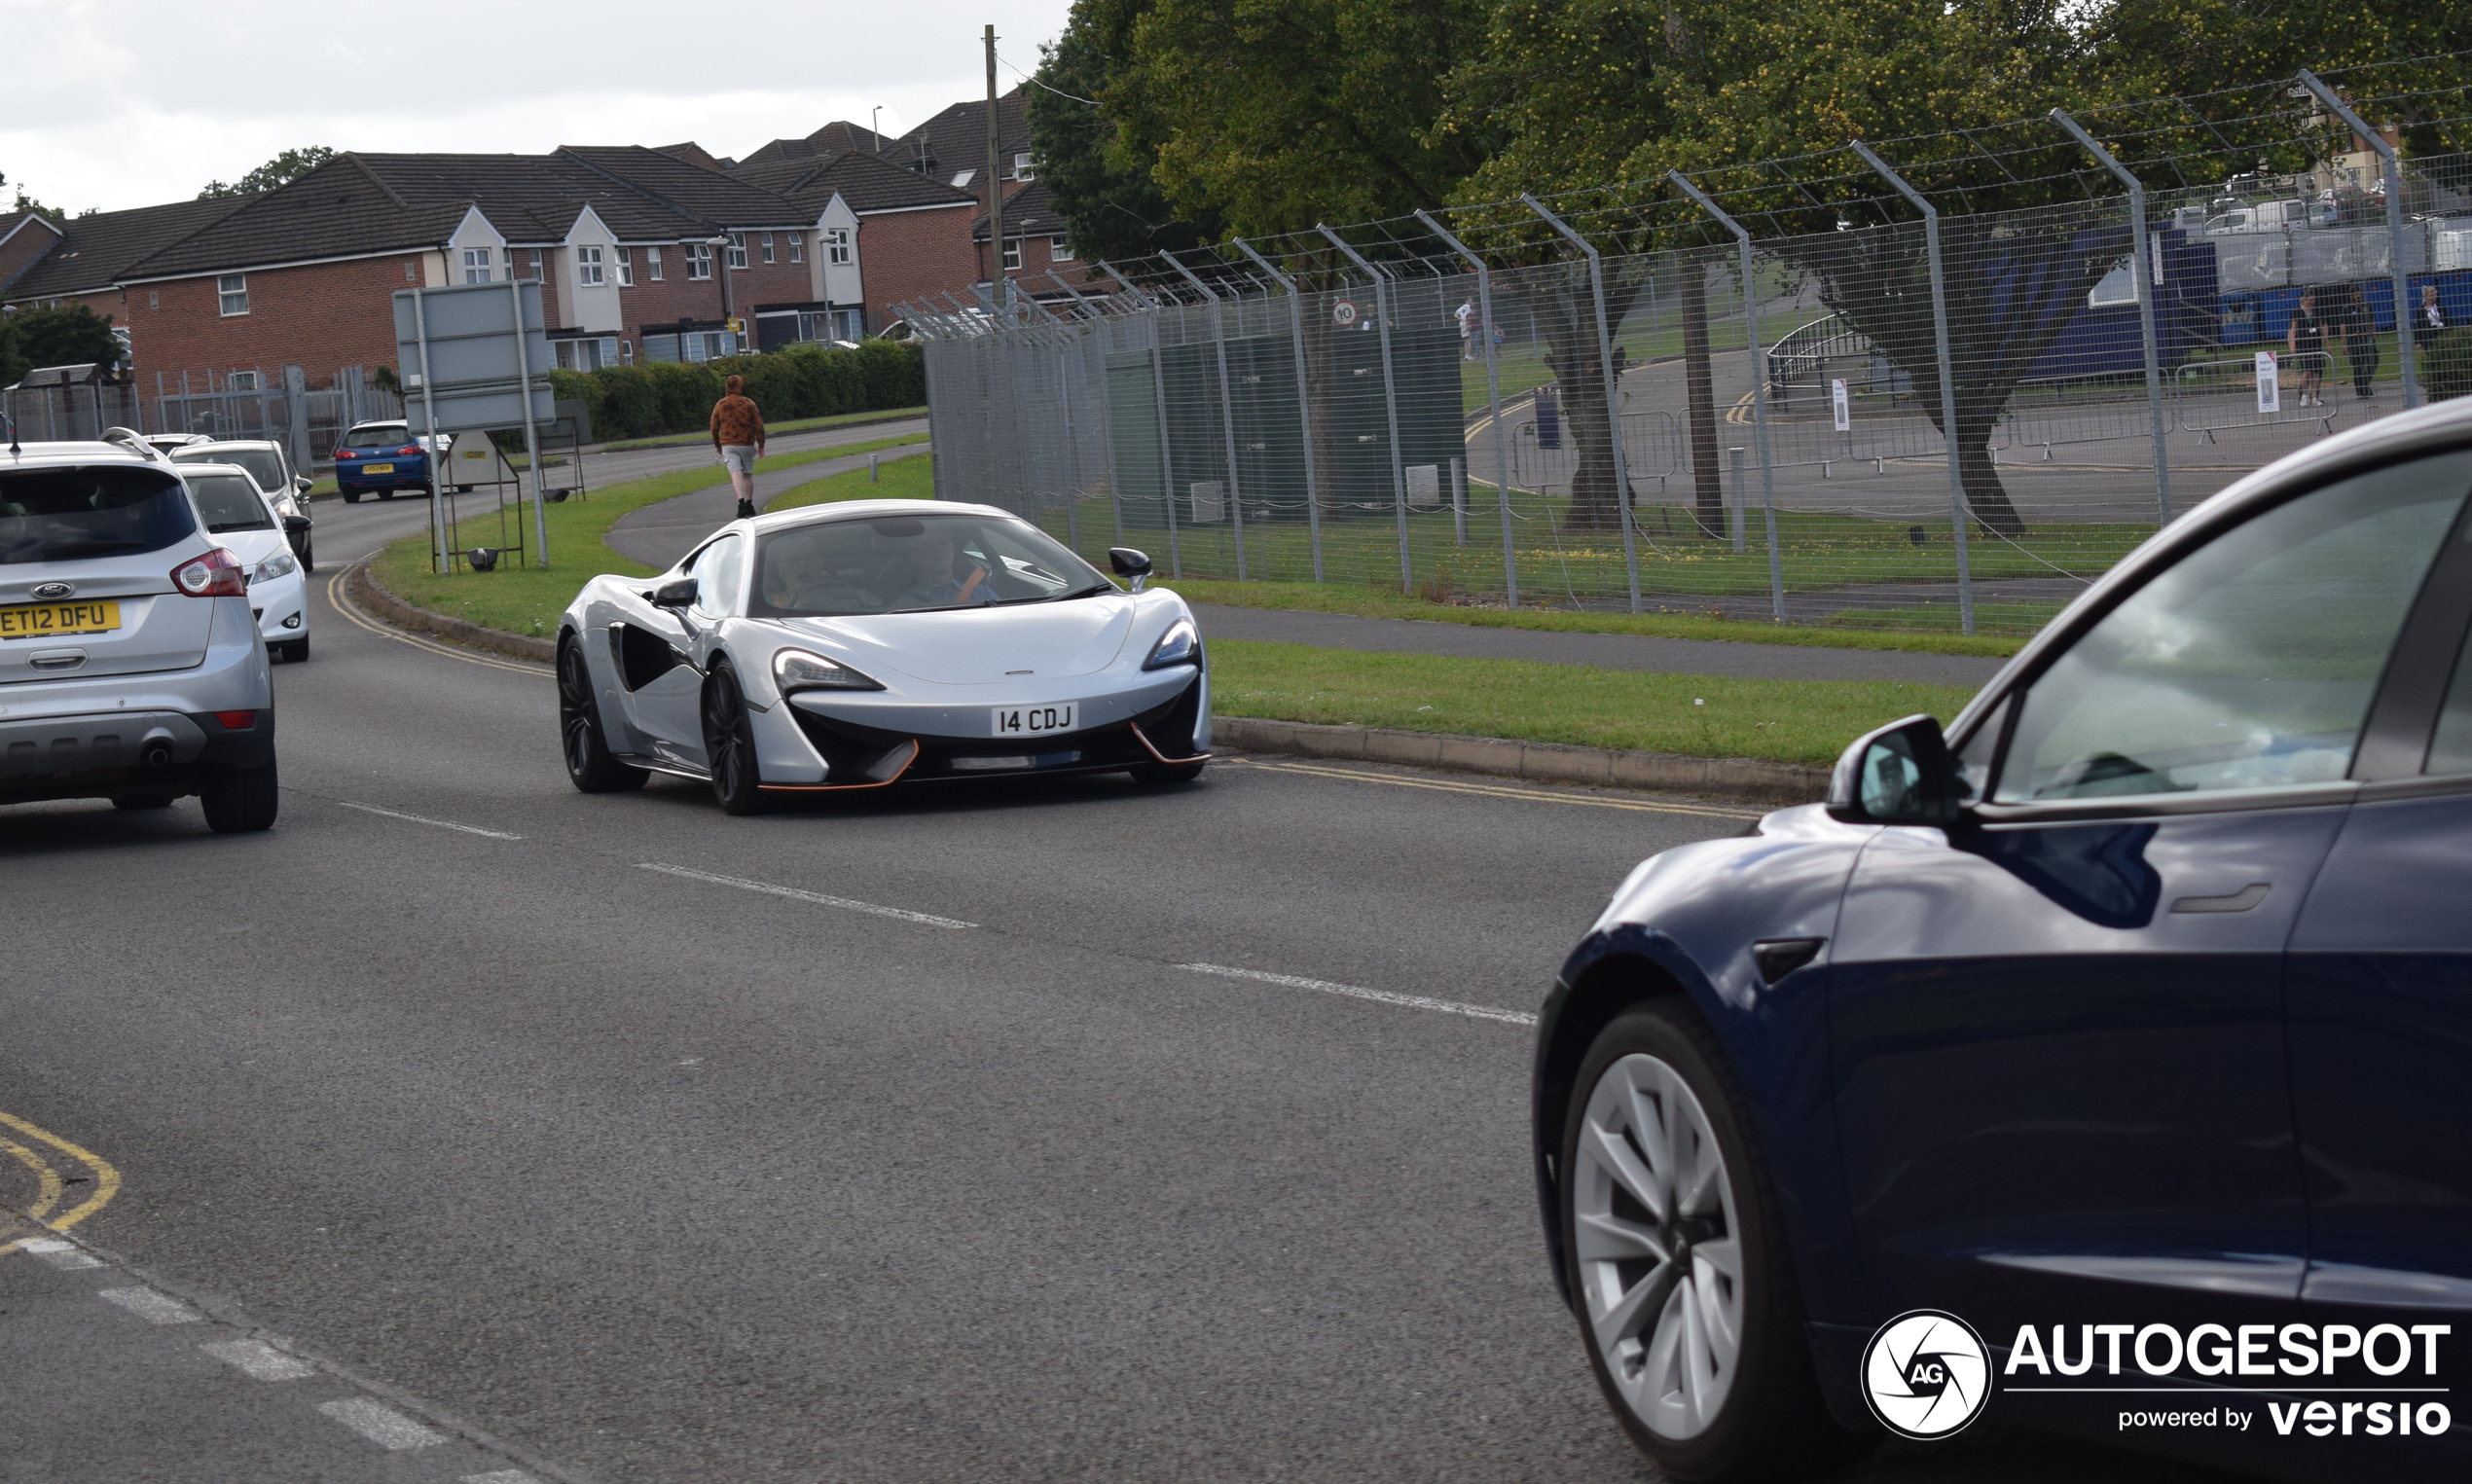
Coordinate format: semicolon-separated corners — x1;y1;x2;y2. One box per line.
2287;289;2328;408
1456;299;1476;359
709;375;766;519
2417;283;2453;353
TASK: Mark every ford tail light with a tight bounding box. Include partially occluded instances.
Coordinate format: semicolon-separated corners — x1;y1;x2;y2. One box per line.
170;547;247;597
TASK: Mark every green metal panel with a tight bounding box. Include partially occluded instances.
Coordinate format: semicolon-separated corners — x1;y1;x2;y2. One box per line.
1318;314;1462;520
1106;348;1163;528
1224;335;1306;523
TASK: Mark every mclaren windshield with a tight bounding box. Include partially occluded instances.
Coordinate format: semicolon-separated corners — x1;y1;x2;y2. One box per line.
752;513;1113;617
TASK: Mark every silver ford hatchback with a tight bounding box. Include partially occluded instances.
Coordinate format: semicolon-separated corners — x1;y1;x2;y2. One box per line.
0;431;277;830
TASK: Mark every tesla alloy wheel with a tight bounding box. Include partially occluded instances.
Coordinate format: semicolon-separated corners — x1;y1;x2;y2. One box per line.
558;635;646;793
1562;1001;1867;1481
702;665;766;815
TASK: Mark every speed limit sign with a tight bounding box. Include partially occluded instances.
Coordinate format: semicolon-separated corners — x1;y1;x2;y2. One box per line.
1331;299;1359;327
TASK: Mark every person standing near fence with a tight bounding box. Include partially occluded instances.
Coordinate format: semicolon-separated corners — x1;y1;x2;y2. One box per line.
2417;283;2453;354
709;375;766;519
2339;283;2381;400
2288;289;2328;408
1456;299;1476;359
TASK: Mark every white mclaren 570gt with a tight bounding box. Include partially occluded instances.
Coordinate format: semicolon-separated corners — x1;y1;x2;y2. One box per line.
555;499;1209;813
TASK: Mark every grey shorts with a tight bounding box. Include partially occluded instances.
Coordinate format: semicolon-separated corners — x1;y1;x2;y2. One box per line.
720;444;757;476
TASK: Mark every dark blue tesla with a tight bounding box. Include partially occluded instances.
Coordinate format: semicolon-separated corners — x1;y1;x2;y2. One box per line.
1535;398;2472;1481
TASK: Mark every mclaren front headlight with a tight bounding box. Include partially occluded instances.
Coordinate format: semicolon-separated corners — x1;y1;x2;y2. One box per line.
1143;617;1200;670
773;647;884;694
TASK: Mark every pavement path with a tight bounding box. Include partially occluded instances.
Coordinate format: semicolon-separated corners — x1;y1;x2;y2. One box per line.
602;440;931;570
0;494;2226;1484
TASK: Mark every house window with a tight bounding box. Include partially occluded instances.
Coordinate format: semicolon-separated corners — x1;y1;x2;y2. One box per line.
404;260;417;281
727;232;746;270
148;290;161;309
617;248;633;287
826;228;851;266
577;245;604;286
528;250;543;281
1000;237;1022;271
600;336;620;367
1014;152;1035;181
1050;235;1075;263
217;273;248;316
648;246;664;281
462;247;492;284
787;232;802;263
760;233;775;265
687;242;712;280
228;370;260;391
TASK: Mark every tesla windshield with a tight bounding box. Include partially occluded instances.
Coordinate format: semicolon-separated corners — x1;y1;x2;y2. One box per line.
752;514;1112;616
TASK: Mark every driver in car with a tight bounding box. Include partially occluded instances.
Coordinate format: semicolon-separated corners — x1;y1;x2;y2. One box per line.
893;523;998;609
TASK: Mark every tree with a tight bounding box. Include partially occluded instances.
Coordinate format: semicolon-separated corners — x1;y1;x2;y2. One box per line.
1094;0;1491;237
200;146;337;200
0;304;122;386
1028;4;1222;266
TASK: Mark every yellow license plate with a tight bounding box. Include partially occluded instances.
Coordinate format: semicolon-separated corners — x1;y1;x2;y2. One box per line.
0;599;121;639
362;462;395;474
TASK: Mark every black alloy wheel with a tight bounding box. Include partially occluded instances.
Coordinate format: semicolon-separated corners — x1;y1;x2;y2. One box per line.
702;664;766;815
558;635;647;793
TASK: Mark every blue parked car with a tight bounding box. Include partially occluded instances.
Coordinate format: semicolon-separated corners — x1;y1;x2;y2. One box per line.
332;419;448;502
1537;397;2472;1481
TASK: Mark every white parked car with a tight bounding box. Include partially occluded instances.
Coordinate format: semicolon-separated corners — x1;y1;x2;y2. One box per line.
169;439;315;571
554;499;1209;813
177;463;310;662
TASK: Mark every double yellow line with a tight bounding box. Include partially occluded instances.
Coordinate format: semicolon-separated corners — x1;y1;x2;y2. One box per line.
324;563;552;677
0;1109;120;1253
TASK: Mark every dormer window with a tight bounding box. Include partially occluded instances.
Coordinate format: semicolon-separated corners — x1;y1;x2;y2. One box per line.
1013;152;1035;181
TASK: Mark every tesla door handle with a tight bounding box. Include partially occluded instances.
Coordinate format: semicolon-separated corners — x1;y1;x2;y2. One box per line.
2169;883;2272;914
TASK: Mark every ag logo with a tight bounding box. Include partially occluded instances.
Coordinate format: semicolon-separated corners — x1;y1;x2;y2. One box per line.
1861;1309;1990;1439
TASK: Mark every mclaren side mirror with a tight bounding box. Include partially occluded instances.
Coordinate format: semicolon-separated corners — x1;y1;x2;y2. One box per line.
1109;546;1152;591
1825;713;1965;826
650;576;699;609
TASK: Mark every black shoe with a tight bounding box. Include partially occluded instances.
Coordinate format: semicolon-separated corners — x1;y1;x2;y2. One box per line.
735;497;756;520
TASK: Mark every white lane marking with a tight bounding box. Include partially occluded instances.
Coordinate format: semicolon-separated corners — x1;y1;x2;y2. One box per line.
338;802;524;840
317;1398;447;1451
19;1237;102;1270
200;1338;318;1381
461;1472;541;1484
98;1286;201;1324
1176;962;1538;1027
638;862;977;929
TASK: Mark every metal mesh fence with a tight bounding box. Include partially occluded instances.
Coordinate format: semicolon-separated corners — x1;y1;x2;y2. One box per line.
903;67;2472;637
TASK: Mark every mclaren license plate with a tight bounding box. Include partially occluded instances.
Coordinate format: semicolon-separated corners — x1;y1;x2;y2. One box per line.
992;703;1075;737
0;599;120;639
361;462;395;474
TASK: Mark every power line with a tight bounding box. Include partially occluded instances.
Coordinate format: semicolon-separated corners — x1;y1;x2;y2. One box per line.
1000;52;1100;106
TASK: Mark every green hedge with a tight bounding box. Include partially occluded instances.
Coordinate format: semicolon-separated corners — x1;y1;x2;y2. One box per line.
2425;326;2472;402
542;339;924;441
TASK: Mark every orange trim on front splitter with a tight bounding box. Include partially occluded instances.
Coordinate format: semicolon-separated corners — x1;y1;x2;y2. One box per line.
758;738;921;791
1129;723;1212;767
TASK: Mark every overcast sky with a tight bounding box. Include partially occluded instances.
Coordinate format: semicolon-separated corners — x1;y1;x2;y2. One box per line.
3;1;1075;214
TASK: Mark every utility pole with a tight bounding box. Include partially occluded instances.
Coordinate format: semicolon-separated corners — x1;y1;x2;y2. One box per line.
985;23;1005;304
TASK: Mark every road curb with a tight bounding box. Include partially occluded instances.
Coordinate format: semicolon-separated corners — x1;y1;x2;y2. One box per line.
349;561;558;663
345;569;1825;802
1213;715;1826;805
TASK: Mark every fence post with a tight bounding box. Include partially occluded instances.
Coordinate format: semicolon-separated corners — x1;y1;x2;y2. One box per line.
1230;238;1326;585
1414;209;1518;606
1163;249;1250;580
410;290;450;575
1850;141;1977;636
2051;110;2174;528
1317;225;1414;592
1102;262;1181;577
1520;196;1644;614
2298;70;2420;409
1666;173;1787;622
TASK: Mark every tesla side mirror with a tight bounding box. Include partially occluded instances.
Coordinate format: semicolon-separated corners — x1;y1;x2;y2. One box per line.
1826;713;1963;826
650;577;698;609
1109;546;1152;592
282;515;311;535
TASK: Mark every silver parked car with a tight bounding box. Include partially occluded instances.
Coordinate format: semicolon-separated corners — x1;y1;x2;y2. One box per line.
0;432;278;829
555;499;1209;813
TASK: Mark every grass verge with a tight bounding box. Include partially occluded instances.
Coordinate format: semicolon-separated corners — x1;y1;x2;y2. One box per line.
601;405;927;452
1208;640;1979;768
370;438;920;637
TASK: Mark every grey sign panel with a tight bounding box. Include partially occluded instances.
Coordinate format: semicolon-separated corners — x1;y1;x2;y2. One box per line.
392;280;554;434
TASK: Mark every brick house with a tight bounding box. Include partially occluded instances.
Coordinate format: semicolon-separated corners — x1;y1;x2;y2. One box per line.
1;196;259;380
733;148;982;337
970;178;1105;303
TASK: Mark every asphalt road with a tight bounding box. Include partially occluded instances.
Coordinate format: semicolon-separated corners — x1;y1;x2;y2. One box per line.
0;496;2247;1483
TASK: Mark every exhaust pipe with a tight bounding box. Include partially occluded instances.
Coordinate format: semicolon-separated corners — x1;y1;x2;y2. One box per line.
138;736;174;770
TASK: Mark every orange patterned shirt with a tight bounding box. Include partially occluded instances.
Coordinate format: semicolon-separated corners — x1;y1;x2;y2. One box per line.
709;394;765;448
